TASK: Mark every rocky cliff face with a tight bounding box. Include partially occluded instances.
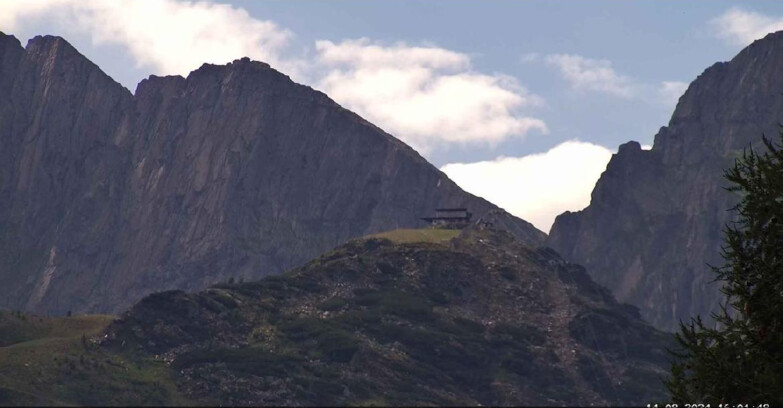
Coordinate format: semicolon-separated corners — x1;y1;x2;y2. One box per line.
548;31;783;331
101;225;670;406
0;32;544;315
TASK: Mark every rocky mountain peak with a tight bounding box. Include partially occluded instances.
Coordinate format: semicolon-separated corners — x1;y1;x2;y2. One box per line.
617;140;642;153
548;30;783;331
0;33;23;92
0;32;543;315
22;34;105;81
25;34;70;51
186;57;286;89
134;74;186;99
0;31;22;51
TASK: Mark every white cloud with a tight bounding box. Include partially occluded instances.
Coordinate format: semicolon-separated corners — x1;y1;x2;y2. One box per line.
658;81;689;107
539;53;689;109
544;54;636;98
0;0;66;29
711;7;783;46
520;52;540;63
317;38;471;70
0;0;295;78
2;2;550;156
315;39;548;154
440;140;613;232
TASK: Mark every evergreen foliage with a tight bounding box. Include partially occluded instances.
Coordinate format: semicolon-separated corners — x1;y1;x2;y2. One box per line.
667;135;783;404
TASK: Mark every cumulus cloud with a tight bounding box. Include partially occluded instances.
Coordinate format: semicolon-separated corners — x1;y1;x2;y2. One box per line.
544;54;636;98
440;140;613;232
315;39;548;154
658;81;689;107
1;2;550;156
0;0;295;78
711;7;783;46
520;52;540;63
538;53;689;108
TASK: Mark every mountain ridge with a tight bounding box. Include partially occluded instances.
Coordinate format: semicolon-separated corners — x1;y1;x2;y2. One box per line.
0;31;544;316
548;30;783;331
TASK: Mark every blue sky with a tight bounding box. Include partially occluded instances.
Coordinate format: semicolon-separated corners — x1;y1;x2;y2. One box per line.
2;1;782;231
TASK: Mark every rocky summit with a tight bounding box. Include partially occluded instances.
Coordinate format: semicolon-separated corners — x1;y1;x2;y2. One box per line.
548;31;783;331
0;32;543;316
92;220;669;406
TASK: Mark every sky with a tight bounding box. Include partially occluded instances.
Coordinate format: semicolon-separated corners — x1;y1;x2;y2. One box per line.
2;0;783;232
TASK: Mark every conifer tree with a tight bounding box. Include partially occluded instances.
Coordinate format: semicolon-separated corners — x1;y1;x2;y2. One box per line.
667;135;783;404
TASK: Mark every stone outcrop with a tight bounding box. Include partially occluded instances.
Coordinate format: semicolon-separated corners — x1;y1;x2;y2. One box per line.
548;31;783;331
0;32;544;315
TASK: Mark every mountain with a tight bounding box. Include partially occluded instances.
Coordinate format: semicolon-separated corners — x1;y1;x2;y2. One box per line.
0;32;544;316
548;31;783;331
0;220;672;406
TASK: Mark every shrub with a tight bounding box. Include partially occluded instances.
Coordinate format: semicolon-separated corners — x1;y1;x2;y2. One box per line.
353;290;433;321
490;322;546;347
315;330;360;363
317;297;348;311
171;347;302;376
376;261;402;275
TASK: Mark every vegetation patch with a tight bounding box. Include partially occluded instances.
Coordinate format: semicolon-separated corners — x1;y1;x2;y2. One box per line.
0;312;115;347
376;260;402;275
172;346;303;375
0;313;188;406
366;229;460;245
490;322;547;347
317;296;348;311
277;317;360;363
577;354;618;401
353;290;434;321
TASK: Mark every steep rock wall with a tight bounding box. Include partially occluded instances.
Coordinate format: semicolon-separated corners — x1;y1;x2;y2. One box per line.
548;32;783;331
0;33;544;315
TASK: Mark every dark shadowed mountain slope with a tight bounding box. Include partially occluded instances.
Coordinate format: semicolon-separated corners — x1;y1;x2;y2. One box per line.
96;224;670;406
0;32;544;316
548;31;783;331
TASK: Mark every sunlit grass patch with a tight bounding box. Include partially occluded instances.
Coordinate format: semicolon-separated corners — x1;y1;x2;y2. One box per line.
367;228;460;245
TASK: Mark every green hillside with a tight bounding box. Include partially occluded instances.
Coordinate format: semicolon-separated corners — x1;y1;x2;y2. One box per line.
0;226;672;406
0;312;188;406
366;228;461;244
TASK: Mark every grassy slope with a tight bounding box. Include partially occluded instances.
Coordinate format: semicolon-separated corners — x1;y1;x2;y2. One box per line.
0;311;189;406
367;228;460;244
0;312;114;347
